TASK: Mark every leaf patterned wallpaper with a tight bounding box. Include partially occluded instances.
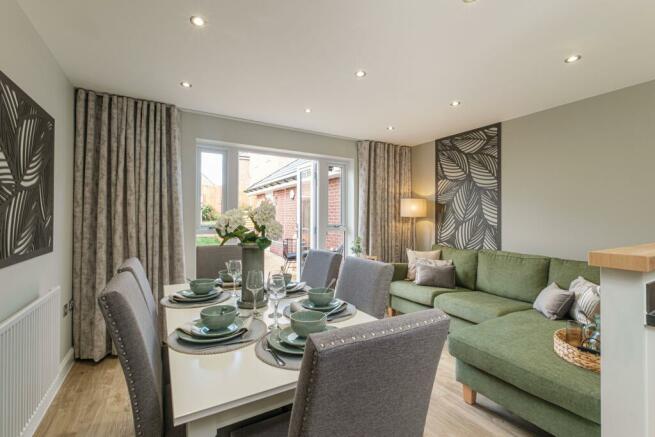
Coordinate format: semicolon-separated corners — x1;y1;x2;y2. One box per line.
0;70;54;269
435;123;501;250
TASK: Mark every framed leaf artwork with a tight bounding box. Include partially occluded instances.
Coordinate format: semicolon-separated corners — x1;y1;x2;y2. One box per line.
0;70;54;269
435;123;501;250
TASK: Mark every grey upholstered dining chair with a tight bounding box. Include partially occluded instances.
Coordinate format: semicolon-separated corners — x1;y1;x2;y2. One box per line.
196;244;242;278
300;249;342;288
230;309;450;437
97;272;184;437
117;257;158;327
334;256;394;318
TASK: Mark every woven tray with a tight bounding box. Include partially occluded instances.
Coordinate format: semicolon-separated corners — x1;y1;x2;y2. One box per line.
553;328;600;373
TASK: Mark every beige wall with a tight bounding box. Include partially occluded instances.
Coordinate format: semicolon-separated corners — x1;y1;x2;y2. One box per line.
411;141;436;251
180;111;358;277
412;79;655;260
0;0;74;361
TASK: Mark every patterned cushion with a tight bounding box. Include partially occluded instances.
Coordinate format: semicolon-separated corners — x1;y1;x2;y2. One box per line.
406;249;440;280
569;276;600;324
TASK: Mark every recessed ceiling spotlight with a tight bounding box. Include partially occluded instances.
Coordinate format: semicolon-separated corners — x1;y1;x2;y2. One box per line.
564;54;582;64
180;81;192;88
355;70;367;78
387;125;395;131
450;100;461;107
305;108;312;113
462;0;477;3
190;16;206;27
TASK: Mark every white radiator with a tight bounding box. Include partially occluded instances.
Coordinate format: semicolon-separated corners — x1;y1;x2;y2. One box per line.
0;287;60;437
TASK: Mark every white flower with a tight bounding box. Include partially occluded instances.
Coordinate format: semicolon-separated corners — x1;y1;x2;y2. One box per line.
250;200;283;240
215;209;244;234
265;220;283;240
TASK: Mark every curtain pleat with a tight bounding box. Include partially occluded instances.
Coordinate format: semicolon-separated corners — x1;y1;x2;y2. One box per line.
357;141;412;263
73;89;186;361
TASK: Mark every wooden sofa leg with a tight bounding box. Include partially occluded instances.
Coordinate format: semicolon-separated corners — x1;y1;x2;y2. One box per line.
386;307;397;317
462;384;477;405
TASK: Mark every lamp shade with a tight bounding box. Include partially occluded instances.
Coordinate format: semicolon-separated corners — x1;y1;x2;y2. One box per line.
400;198;427;218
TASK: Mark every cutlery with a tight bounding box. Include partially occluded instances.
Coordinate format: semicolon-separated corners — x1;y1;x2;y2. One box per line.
326;278;336;289
265;338;286;366
190;338;254;349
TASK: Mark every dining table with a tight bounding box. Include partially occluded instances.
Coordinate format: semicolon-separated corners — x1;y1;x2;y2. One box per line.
163;283;376;436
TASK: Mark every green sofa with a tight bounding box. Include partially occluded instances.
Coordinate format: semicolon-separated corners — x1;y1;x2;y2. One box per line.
390;245;601;437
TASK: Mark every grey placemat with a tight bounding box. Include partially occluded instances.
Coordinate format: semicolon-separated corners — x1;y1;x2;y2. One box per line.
255;333;303;371
167;318;267;355
283;302;357;323
160;291;231;309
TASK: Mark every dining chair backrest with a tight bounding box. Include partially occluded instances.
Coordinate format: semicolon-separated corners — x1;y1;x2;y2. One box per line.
196;244;242;279
98;272;164;437
334;256;394;319
117;257;158;327
300;250;342;289
288;309;450;437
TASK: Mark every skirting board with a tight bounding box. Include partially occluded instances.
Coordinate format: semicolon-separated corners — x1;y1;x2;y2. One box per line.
22;348;74;437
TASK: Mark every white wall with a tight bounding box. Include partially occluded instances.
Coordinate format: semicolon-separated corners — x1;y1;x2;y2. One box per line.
180;111;358;277
0;0;74;361
412;79;655;260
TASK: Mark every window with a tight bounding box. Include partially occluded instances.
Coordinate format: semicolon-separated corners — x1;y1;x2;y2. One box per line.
325;164;346;255
196;147;226;246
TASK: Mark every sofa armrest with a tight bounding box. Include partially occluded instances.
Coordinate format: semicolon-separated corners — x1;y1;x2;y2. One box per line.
391;263;408;281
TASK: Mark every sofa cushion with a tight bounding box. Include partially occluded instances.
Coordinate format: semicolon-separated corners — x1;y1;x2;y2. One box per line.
432;245;478;290
548;257;600;289
476;250;550;303
390;280;465;306
434;291;532;324
390;295;431;315
449;310;600;424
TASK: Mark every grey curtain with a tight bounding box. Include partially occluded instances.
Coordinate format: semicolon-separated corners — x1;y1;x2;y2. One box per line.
73;89;185;361
357;141;412;263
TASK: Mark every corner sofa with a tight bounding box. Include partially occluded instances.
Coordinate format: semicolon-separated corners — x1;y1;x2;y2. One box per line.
390;245;601;437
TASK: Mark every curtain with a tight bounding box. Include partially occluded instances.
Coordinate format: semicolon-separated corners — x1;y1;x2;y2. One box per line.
357;141;412;263
73;89;185;361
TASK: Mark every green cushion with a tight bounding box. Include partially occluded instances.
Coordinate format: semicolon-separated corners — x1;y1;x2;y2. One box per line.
449;310;600;424
434;291;532;324
456;360;600;437
390;295;431;315
448;315;475;333
390;280;466;306
548;258;600;289
476;250;550;303
391;263;408;281
432;245;478;290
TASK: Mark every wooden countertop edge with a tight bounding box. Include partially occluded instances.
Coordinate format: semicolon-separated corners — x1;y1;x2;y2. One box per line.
588;242;655;273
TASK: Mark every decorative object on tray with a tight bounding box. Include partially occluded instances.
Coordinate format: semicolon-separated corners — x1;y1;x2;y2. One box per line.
568;276;601;324
533;283;575;320
554;317;601;373
167;309;266;355
0;70;54;269
435;123;501;250
214;200;283;306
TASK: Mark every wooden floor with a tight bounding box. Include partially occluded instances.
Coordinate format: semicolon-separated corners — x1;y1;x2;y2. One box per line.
36;350;548;437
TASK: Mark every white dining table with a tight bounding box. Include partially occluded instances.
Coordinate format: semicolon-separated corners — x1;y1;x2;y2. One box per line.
164;283;376;437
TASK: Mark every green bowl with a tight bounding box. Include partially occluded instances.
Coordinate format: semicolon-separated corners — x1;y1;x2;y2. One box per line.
308;287;335;306
190;278;216;295
200;305;237;330
218;270;234;283
290;310;327;337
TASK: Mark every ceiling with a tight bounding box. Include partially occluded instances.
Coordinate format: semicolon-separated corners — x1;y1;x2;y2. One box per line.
18;0;655;145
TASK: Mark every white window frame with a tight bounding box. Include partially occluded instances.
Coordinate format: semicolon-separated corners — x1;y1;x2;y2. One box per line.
195;139;354;253
195;145;228;233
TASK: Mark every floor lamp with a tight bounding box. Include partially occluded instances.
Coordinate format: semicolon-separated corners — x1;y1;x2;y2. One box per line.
401;198;427;250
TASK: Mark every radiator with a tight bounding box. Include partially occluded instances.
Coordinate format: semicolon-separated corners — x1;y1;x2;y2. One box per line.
0;287;60;437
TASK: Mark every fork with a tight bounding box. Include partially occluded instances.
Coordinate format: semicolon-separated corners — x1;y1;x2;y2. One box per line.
264;338;286;366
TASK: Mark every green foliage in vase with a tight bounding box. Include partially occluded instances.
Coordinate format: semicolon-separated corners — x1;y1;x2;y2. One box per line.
351;236;363;256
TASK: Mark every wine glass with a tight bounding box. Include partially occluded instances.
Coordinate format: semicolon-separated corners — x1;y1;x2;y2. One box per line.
246;270;264;317
225;259;242;299
267;273;287;329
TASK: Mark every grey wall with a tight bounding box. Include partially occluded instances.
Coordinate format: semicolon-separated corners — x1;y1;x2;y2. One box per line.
0;0;74;361
412;79;655;260
180;111;358;276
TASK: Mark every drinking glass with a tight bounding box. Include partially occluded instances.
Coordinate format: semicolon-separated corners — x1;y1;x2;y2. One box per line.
225;260;242;299
246;270;264;317
267;273;287;329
